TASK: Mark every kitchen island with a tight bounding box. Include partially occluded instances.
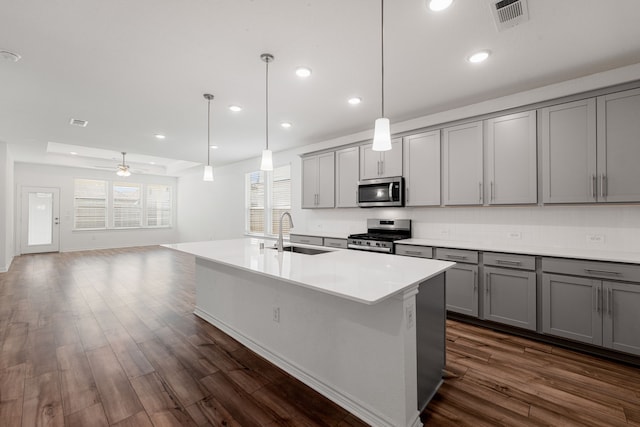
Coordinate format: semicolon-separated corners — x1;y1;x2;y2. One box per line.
165;238;454;427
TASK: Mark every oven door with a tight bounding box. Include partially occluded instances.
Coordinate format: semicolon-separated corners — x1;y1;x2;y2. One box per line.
357;177;404;207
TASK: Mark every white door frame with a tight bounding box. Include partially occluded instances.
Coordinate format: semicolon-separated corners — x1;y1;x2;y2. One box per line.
19;186;61;254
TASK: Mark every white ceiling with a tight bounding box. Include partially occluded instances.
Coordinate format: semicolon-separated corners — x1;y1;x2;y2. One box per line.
2;0;640;176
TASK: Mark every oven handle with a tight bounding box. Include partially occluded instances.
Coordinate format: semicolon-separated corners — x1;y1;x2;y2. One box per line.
347;244;392;253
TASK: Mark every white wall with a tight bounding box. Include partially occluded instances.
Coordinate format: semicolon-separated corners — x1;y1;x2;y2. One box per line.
177;64;640;254
14;163;179;253
0;142;15;271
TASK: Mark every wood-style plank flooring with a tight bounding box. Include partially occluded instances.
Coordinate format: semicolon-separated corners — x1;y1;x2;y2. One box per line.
1;246;639;426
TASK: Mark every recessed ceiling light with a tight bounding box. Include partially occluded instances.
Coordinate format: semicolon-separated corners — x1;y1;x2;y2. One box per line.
428;0;453;11
295;67;312;78
229;105;243;112
467;50;491;63
149;161;156;165
70;151;78;155
281;122;292;129
154;134;166;140
348;97;362;105
0;50;21;62
210;145;219;150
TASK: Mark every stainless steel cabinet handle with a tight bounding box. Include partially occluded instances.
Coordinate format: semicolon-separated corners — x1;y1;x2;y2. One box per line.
491;181;494;202
496;259;522;266
406;250;422;256
600;174;606;199
381;160;384;175
446;254;468;261
473;271;477;292
608;288;613;315
603;174;607;198
596;287;601;313
592;175;597;199
406;187;409;203
584;269;622;276
479;182;483;203
485;273;490;294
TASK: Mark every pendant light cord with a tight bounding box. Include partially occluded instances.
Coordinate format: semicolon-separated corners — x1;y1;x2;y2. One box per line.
207;97;211;167
381;0;385;118
265;57;270;151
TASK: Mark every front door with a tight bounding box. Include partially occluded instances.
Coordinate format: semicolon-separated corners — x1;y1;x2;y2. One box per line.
20;187;60;254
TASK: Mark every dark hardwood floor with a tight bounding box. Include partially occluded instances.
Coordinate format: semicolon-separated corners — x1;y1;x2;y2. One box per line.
1;246;639;426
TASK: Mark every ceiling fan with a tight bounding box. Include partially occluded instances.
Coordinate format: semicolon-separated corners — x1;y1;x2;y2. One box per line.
92;151;149;175
116;152;131;177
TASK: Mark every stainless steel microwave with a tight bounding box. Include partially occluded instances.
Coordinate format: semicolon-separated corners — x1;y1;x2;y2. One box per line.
357;177;404;208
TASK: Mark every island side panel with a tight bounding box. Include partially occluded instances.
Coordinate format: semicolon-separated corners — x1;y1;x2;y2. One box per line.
416;273;446;410
194;257;422;427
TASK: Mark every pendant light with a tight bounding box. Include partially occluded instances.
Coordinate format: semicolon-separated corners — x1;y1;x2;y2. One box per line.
203;93;214;181
116;152;131;177
260;53;274;171
372;0;392;152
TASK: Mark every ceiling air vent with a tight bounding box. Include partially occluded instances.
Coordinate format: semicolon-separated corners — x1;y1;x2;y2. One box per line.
490;0;529;31
69;118;88;127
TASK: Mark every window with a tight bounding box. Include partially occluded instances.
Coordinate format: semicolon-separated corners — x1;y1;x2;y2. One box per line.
113;182;142;228
74;179;107;229
146;185;172;227
245;164;291;236
73;179;173;230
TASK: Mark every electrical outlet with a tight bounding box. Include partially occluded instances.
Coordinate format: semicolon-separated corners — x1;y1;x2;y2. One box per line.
507;231;522;240
273;307;280;323
405;304;415;329
440;229;450;237
586;234;605;244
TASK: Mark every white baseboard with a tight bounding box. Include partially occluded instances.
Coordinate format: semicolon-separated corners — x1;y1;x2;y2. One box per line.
1;256;13;273
194;306;421;427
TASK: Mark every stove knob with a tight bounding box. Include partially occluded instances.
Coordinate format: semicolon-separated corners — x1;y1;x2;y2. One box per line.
375;242;380;246
366;241;370;245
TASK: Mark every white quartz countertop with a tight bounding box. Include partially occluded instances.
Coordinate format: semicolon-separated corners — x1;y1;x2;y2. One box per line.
164;238;454;305
399;238;640;264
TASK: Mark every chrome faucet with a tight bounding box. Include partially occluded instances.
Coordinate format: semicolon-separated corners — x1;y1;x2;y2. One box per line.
277;211;294;252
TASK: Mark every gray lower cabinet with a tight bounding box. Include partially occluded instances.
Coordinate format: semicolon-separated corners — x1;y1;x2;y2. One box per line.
483;266;536;331
542;257;640;356
436;248;479;317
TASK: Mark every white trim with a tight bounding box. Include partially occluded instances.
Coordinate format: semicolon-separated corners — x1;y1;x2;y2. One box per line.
193;306;421;427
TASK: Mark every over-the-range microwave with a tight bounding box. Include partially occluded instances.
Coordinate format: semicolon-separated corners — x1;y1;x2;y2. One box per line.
357;177;404;208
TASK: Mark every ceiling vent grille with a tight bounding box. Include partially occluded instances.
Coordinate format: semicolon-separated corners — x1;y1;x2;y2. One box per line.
69;118;88;127
490;0;529;31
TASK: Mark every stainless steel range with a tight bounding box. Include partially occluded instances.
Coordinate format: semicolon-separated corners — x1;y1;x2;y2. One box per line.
347;219;411;254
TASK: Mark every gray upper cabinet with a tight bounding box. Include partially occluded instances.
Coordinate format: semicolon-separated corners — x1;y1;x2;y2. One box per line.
301;152;335;209
485;111;537;204
403;131;441;206
596;88;640;203
335;146;359;208
541;98;597;203
442;121;483;205
359;138;403;180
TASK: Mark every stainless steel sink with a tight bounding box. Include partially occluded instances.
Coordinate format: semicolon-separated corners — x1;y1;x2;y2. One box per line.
268;246;330;255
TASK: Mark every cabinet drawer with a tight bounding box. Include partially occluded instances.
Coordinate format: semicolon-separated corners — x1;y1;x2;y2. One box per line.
484;252;536;271
289;235;324;246
395;244;433;259
542;257;640;283
435;248;478;264
323;238;347;249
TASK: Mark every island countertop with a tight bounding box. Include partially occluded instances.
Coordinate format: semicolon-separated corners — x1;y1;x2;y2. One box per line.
164;238;454;305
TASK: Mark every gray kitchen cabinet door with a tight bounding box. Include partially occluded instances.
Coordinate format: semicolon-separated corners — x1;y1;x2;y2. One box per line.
316;152;335;208
485;111;537;204
403;131;441;206
483;267;536;331
603;281;640;356
445;264;478;317
359;138;402;180
542;273;602;345
335;147;359;207
442;121;483;205
597;88;640;202
541;99;597;203
301;152;335;208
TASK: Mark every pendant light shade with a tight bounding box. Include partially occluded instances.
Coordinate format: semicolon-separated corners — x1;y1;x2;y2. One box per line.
203;93;214;181
260;53;274;171
116;152;131;177
372;0;392;152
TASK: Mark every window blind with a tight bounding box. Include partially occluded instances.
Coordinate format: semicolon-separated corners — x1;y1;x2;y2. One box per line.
74;179;107;229
270;165;291;235
146;184;172;227
247;171;265;233
113;182;142;228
